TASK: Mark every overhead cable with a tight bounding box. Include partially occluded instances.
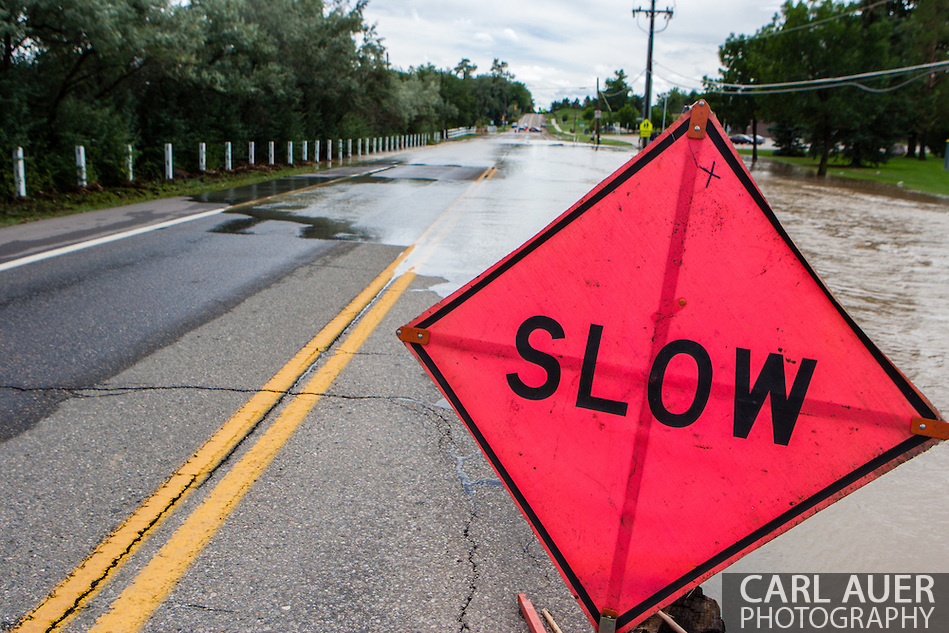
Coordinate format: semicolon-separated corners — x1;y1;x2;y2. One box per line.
710;60;949;93
748;0;890;40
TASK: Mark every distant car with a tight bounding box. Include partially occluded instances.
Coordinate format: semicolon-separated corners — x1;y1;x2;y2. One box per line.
529;126;541;132
730;134;765;145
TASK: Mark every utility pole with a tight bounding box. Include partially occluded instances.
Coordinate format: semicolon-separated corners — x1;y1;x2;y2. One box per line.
631;0;673;128
596;77;601;146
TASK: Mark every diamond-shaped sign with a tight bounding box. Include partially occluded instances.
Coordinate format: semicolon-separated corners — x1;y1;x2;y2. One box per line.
397;102;943;632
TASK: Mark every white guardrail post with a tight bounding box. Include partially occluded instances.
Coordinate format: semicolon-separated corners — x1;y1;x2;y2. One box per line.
164;143;173;180
13;147;26;197
75;145;87;188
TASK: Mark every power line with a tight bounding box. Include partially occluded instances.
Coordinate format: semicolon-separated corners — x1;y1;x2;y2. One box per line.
747;0;890;40
653;61;706;86
710;60;949;93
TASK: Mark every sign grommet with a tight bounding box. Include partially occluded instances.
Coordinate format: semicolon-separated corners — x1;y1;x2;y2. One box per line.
396;326;429;345
911;416;949;440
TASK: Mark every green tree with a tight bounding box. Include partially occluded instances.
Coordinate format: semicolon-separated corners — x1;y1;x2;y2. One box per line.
453;58;477;79
603;69;631;112
617;103;640;130
653;88;702;129
710;36;759;133
1;0;186;187
899;0;949;158
750;1;898;174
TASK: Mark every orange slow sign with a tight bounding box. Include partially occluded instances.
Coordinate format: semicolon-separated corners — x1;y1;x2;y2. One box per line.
398;102;943;632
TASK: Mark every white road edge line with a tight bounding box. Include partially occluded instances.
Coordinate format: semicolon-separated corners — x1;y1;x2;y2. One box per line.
0;207;227;274
0;163;401;275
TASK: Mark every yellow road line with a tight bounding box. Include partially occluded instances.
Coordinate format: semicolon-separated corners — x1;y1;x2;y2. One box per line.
13;248;411;633
90;270;418;633
399;164;496;276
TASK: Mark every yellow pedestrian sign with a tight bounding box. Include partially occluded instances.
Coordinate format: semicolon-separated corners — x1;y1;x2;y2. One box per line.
639;119;653;139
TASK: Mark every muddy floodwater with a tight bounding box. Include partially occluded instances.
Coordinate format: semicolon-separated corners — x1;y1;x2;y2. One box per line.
219;137;949;591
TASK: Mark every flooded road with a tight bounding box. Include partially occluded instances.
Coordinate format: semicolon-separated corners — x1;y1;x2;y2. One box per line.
221;134;949;589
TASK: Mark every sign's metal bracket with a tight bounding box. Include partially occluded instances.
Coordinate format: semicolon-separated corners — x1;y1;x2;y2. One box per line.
599;609;618;633
687;100;710;139
396;325;430;345
911;417;949;440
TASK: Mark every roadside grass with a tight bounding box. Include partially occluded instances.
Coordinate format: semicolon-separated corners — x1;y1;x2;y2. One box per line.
0;163;328;228
740;149;949;198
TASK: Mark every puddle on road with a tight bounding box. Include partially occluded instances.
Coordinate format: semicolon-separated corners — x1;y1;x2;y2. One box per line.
195;175;330;205
192;160;403;206
210;210;375;241
202;162;489;243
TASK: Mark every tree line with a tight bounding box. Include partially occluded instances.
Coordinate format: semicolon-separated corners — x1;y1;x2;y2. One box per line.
0;0;534;196
711;0;948;175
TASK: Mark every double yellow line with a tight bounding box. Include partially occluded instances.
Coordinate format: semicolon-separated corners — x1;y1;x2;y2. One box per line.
15;163;498;633
15;250;413;633
89;268;418;632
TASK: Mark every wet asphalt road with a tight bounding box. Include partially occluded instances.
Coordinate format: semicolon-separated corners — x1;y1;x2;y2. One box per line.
1;135;622;632
1;131;947;632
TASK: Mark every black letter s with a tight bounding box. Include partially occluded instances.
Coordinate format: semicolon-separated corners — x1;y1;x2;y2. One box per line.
506;316;564;400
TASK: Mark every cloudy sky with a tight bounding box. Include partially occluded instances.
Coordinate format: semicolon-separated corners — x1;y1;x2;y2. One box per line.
362;0;786;109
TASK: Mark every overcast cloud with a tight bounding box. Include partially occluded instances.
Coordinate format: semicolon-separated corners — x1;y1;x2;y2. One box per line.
362;0;786;109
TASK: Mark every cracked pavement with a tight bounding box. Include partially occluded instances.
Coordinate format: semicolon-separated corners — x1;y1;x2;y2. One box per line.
1;251;591;632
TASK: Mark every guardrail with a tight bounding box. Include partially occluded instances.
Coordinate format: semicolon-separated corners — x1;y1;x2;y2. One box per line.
445;127;477;140
7;133;435;198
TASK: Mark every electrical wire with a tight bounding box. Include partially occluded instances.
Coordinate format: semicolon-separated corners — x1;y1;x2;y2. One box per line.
653;61;706;85
748;0;890;40
711;70;943;95
711;59;949;92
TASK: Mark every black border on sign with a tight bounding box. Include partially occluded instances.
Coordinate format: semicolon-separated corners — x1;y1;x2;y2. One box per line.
411;115;939;629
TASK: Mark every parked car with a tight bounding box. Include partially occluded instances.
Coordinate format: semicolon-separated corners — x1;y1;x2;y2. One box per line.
730;133;765;145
